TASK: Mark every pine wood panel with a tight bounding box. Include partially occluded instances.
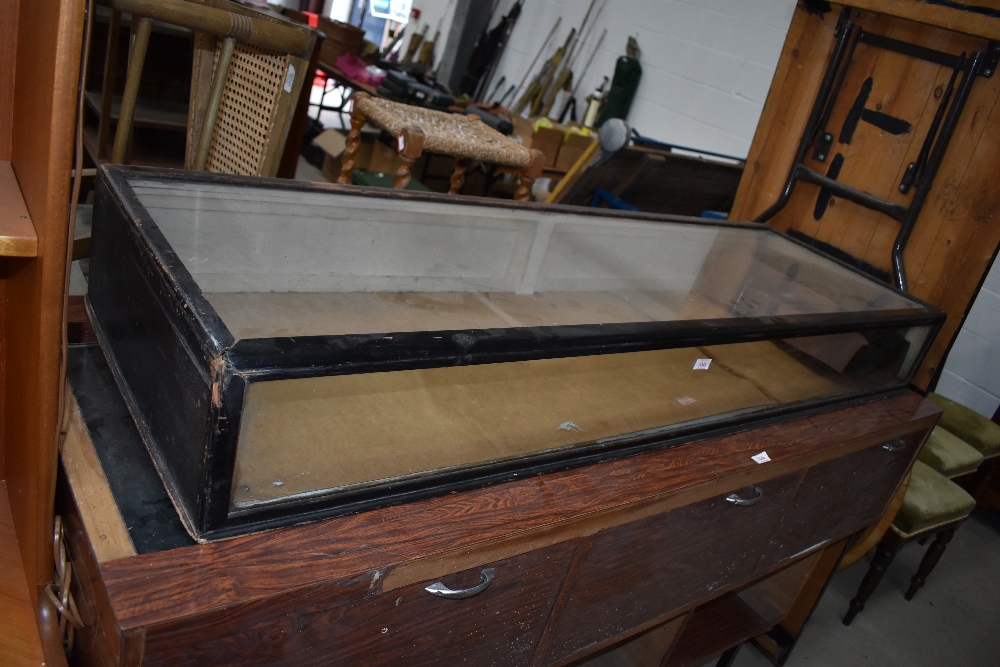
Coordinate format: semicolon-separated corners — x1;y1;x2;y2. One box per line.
4;0;85;604
0;161;38;257
60;392;135;562
0;1;17;162
845;0;1000;41
0;481;46;666
731;2;1000;390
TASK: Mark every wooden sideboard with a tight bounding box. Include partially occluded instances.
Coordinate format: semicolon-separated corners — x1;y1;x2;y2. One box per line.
59;345;940;667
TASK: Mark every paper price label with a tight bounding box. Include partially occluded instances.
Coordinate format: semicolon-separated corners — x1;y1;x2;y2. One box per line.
693;358;712;370
751;451;771;464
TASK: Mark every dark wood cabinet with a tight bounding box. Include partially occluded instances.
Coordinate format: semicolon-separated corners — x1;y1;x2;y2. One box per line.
762;433;922;565
141;542;576;667
59;356;941;667
539;474;800;663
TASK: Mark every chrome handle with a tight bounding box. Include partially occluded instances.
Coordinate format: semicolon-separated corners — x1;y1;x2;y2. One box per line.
882;439;907;453
726;486;763;506
425;568;496;599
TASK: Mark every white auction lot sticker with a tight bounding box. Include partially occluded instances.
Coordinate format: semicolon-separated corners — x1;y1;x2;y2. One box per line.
693;358;712;370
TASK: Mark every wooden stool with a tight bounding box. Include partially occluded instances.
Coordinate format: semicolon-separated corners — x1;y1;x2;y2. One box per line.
843;460;975;625
338;92;545;200
918;425;984;479
928;392;1000;501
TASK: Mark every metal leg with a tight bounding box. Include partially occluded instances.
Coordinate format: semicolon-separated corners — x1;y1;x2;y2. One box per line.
754;8;855;223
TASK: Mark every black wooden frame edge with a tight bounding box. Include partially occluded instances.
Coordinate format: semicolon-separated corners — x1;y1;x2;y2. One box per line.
226;311;944;380
104;167;236;362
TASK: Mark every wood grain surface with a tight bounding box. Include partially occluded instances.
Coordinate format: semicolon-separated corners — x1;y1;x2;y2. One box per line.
537;472;801;664
141;542;577;667
0;161;36;258
60;392;136;562
5;0;84;611
843;0;1000;41
0;1;16;162
92;393;939;631
0;481;47;666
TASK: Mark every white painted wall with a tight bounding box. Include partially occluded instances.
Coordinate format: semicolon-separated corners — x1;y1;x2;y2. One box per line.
409;0;458;39
481;0;796;158
324;0;454;31
935;259;1000;419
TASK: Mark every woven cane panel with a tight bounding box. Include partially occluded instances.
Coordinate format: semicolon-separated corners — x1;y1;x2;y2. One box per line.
206;42;289;175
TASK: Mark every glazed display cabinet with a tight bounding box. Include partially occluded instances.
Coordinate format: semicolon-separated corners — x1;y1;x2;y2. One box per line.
87;166;943;540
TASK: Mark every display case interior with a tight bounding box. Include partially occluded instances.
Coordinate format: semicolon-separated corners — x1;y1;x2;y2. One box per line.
88;167;942;539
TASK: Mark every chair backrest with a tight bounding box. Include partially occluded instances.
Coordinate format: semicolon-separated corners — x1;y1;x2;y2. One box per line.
104;0;318;177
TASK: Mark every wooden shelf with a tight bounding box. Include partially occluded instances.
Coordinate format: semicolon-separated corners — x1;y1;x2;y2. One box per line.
84;90;188;132
0;161;38;257
82;124;185;170
664;592;782;667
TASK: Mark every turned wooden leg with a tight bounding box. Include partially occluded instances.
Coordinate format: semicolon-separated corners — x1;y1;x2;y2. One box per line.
338;93;369;185
843;532;903;625
394;126;425;190
906;525;958;600
514;148;545;201
449;157;470;195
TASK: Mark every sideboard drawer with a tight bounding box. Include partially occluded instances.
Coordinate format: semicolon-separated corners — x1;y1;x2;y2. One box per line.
760;433;921;565
142;541;576;666
539;472;802;663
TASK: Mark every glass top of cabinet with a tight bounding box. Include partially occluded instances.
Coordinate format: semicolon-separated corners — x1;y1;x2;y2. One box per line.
124;176;928;342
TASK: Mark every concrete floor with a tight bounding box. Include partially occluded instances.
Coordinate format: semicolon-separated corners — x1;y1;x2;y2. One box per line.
730;509;1000;667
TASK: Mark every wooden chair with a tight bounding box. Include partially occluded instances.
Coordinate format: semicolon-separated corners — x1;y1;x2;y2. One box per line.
338;92;545;200
96;0;319;177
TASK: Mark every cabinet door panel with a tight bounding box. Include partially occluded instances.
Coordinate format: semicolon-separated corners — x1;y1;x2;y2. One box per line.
541;473;801;663
760;433;921;565
143;541;575;667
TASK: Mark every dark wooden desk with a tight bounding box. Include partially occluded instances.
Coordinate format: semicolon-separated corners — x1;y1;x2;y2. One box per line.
59;345;939;667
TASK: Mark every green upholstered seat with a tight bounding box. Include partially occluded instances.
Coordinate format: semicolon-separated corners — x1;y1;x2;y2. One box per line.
918;425;985;478
893;460;975;537
928;392;1000;458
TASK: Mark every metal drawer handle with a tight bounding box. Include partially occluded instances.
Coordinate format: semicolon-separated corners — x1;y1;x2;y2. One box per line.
882;439;907;453
726;486;763;506
425;568;496;599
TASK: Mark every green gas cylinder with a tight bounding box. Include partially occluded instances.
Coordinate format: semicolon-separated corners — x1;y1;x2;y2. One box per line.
596;36;641;128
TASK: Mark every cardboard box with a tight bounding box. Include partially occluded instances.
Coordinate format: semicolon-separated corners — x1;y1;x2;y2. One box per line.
512;116;534;148
314;128;378;182
555;133;596;172
532;127;564;169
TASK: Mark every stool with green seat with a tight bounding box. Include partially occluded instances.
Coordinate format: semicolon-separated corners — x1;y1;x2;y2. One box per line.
918;425;985;479
843;459;976;625
927;392;1000;499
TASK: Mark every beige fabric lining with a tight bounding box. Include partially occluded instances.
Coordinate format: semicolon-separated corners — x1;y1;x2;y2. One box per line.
232;340;854;506
356;96;532;167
